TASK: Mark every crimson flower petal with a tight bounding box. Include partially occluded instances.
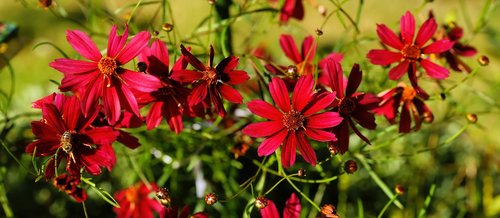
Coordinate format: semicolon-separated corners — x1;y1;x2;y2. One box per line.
296;132;316;167
345;64;362;96
189;82;208;106
302;91;335;116
283;193;301;218
305;128;337;142
420;59;449;79
257;129;288;156
307;112;343;129
170;69;204;83
400;11;416;45
117;130;140;149
388;60;410;80
225;70;250;85
280;34;302;63
219;83;243;104
325;59;345;98
376;24;404;50
180;45;206;71
281;133;297;168
247;100;283;121
103;84;121;124
59;71;98;92
66;30;102;62
80;75;103;117
242;121;283;137
260;199;279;218
121;69;162;92
292;75;313;111
42;104;66;134
399;103;412;133
366;50;403;66
25;138;59;156
301;35;316;62
146;102;163;130
49;59;97;75
422;39;454;54
415;18;438;47
116;31;151;64
107;25;128;58
62;95;82;131
269;78;291;112
85;126;119;145
30;121;59;140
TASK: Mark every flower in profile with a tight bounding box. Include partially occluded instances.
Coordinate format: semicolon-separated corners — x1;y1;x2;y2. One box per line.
26;94;119;179
260;193;301;218
325;59;379;154
266;34;343;87
53;174;87;202
277;0;304;24
435;22;478;73
50;25;162;124
367;11;454;89
242;75;342;168
137;39;190;133
163;205;209;218
170;45;250;117
373;83;434;133
114;182;164;218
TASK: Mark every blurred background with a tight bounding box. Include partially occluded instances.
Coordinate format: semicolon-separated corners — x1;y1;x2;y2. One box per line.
1;0;499;217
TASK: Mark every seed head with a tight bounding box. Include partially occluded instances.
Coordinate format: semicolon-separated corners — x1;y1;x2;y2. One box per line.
255;196;268;209
466;113;478;124
162;23;174;32
344;160;357;174
156;187;171;206
478;55;489;66
395;184;405;196
204;193;218;205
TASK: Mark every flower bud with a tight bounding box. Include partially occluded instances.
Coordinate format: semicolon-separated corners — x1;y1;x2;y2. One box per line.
478;55;489;66
255;196;268;209
316;28;324;36
156;187;171;206
395;184;405;196
320;204;339;217
207;0;216;5
328;143;340;156
344;160;357;174
204;193;218;205
466;113;478;124
317;5;327;16
298;168;306;177
162;23;174;32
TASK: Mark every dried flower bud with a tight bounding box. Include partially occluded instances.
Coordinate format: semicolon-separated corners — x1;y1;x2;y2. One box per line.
286;65;298;78
207;0;216;5
320;204;339;218
298;168;306;177
317;5;327;16
328;143;340;156
255;196;268;209
316;28;324;36
156;187;171;206
395;184;405;195
466;113;478;124
344;160;357;174
137;62;147;72
423;112;433;123
162;23;174;32
478;55;489;66
152;30;160;36
204;193;218;205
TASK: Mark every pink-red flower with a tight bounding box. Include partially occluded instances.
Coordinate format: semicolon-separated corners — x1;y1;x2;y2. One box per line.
114;182;164;218
325;60;379;154
171;45;250;117
26;94;119;179
373;83;434;133
273;0;305;24
437;23;478;73
50;25;162;125
137;39;190;133
53;174;87;202
367;11;454;89
242;75;342;168
260;193;301;218
163;205;208;218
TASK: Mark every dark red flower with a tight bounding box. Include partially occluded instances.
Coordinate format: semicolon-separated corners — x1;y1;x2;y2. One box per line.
242;75;342;168
325;59;379;154
273;0;305;24
367;11;454;89
373;83;434;133
114;182;164;218
260;193;301;218
436;23;478;73
53;174;87;202
49;25;162;125
170;45;249;117
136;39;190;133
26;94;119;179
163;205;209;218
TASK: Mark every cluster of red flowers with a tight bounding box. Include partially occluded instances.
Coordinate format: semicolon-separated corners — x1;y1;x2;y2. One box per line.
25;7;477;217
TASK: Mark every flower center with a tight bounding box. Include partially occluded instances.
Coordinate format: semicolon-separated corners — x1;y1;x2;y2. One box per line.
98;57;118;76
203;69;219;84
60;131;74;153
339;97;356;115
296;61;314;76
402;87;417;102
401;44;421;61
151;86;173;99
282;110;305;131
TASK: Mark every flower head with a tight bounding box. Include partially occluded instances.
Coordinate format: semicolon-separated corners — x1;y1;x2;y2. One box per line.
171;45;250;117
325;59;379;154
367;11;454;89
163;205;209;218
260;193;301;218
373;83;434;133
50;25;162;124
53;174;87;202
277;0;305;24
435;22;477;73
26;94;119;179
242;75;342;168
114;182;164;218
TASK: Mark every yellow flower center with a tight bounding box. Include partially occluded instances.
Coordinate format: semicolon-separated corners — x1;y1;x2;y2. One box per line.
402;87;417;102
98;57;118;76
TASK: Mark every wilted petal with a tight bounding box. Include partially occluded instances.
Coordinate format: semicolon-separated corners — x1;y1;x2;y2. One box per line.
366;50;402;66
420;59;449;79
257;129;288;156
454;44;477;57
117;130;141;149
376;24;404;50
247;100;283;121
388;60;410;80
66;30;102;62
415;18;438;47
422;39;454;54
242;121;283;137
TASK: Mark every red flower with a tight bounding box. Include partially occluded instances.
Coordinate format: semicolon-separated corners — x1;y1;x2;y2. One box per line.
373;83;434;133
170;45;250;117
50;25;162;124
260;193;301;218
325;59;379;154
53;174;87;202
114;182;164;218
163;205;209;218
137;39;190;133
266;34;343;87
367;11;454;89
242;75;342;168
275;0;304;24
26;94;119;179
437;23;478;73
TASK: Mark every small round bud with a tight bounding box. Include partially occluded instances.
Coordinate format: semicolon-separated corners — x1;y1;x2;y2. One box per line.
162;23;174;32
39;0;54;8
328;143;340;156
395;184;405;196
298;168;306;177
466;113;478;124
423;112;433;123
156;187;171;206
344;160;357;174
137;62;147;72
207;0;216;5
317;5;327;16
478;55;489;66
204;193;218;205
255;196;268;209
152;30;160;36
320;204;338;217
316;28;323;36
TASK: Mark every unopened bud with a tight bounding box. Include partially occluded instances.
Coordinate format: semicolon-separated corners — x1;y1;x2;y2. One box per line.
298;168;306;177
395;184;405;195
423;112;433;123
162;23;174;32
204;193;218;205
255;196;268;209
478;55;489;66
316;28;323;36
466;113;478;123
156;187;171;206
328;143;340;156
152;30;160;36
344;160;357;174
207;0;216;5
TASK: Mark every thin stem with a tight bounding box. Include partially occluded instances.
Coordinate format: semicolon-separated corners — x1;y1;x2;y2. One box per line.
0;140;37;176
284;173;321;212
264;173;298;196
377;194;398;218
122;147;151;189
82;201;89;218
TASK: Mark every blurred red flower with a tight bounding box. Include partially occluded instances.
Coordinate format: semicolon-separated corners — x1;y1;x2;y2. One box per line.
163;205;208;218
260;193;301;218
243;75;342;168
114;182;164;218
53;174;87;202
50;25;162;124
437;23;478;73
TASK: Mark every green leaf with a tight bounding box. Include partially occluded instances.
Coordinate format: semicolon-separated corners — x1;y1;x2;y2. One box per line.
82;177;120;208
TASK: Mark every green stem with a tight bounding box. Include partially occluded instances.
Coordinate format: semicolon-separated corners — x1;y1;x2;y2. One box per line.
82;201;89;218
377;193;398;218
264;173;298;196
284;173;321;212
0;140;36;176
0;168;13;218
123;147;151;189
